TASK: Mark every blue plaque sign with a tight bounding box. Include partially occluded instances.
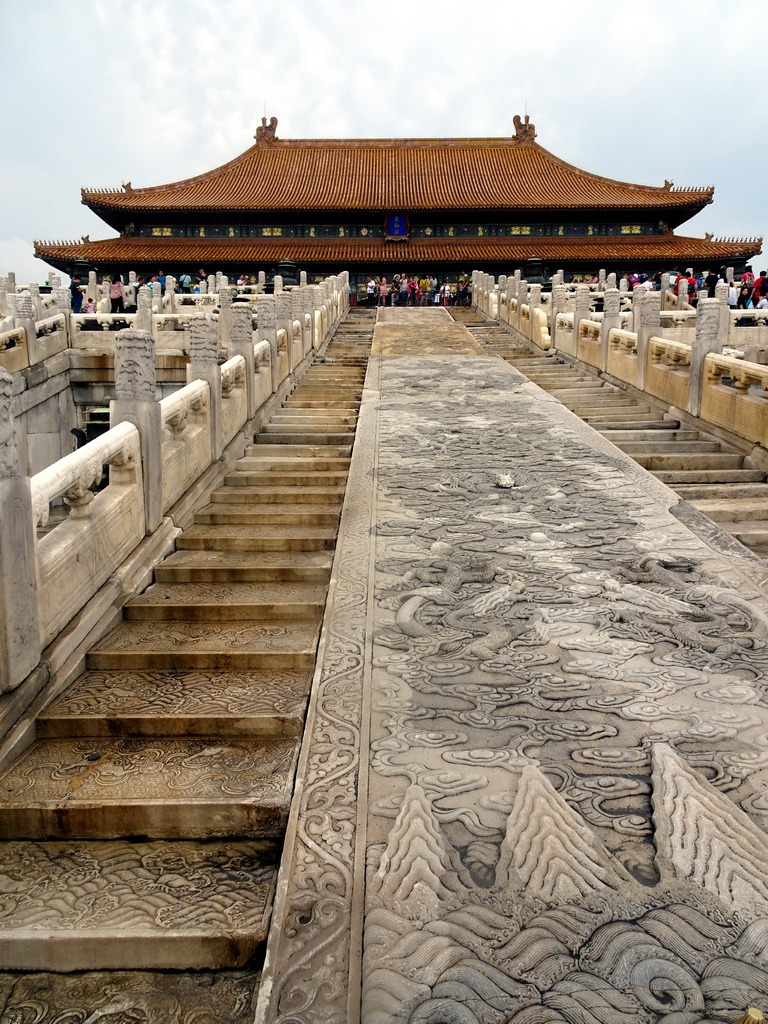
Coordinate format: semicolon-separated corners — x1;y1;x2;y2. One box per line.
385;215;408;240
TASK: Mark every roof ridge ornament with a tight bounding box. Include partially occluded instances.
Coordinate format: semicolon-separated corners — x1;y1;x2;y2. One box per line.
512;113;536;143
255;116;278;146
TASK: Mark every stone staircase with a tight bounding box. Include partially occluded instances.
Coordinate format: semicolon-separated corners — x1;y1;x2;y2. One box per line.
455;311;768;559
0;309;374;1018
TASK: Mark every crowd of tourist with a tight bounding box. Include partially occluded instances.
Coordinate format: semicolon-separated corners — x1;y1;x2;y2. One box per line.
364;273;472;307
624;266;768;309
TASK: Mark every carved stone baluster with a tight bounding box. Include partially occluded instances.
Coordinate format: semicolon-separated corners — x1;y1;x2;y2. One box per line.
189;313;223;459
689;298;730;417
256;294;279;393
230;303;256;418
110;327;161;532
0;369;41;692
218;285;233;355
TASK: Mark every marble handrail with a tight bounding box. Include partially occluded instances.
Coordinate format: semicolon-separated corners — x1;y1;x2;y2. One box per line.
31;421;140;528
648;336;692;367
160;379;211;512
31;421;144;645
35;312;65;336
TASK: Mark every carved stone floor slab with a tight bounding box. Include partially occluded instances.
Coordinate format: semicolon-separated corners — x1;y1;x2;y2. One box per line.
38;667;311;737
258;309;768;1024
87;619;321;670
0;839;277;969
0;970;260;1022
0;736;298;839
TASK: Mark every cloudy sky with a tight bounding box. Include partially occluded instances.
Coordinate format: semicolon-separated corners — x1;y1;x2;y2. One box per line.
2;0;764;284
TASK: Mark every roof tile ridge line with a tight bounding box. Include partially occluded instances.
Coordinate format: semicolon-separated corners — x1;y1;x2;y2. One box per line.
81;140;266;199
531;140;713;199
276;136;519;148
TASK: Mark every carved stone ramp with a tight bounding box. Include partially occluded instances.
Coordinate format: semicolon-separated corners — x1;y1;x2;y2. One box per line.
257;306;768;1024
466;318;768;561
0;315;373;1017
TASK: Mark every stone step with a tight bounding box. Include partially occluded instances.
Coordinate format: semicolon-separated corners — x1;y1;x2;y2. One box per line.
194;503;340;527
688;498;768;522
261;422;356;435
285;399;360;409
583;411;662;423
0;971;260;1018
255;431;355;445
566;403;651;417
224;471;349;487
634;452;744;470
271;416;358;429
38;667;311;737
0;735;300;839
714;521;768;546
595;419;680;431
212;485;344;504
240;444;351;461
156;549;333;583
598;428;700;442
0;839;277;970
125;580;327;621
653;468;765;484
88;618;320;671
545;386;621;398
613;440;723;454
176;523;337;552
673;482;768;499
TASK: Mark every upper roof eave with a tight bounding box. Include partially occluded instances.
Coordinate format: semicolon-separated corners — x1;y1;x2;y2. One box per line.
79;130;716;214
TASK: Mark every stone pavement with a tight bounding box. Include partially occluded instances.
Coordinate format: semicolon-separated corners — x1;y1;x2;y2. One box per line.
258;307;768;1024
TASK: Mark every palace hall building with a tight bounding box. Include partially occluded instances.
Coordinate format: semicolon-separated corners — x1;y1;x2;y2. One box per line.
35;115;761;293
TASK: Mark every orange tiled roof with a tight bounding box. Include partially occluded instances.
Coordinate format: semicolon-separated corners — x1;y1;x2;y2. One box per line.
80;131;715;214
34;234;762;267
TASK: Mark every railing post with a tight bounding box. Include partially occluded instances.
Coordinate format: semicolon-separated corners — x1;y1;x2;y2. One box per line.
677;278;689;309
291;288;305;362
135;286;153;333
688;297;729;417
165;275;177;313
110;328;162;533
257;271;266;295
87;271;97;303
517;280;528;333
0;370;41;693
189;313;223;459
28;282;43;322
230;303;256;419
601;288;621;370
276;291;294;373
573;286;591;349
528;284;542;340
598;268;606;292
14;293;36;356
634;289;661;392
218;285;233;354
550;284;566;349
256;294;279;393
299;271;308;287
606;272;617;290
301;285;314;353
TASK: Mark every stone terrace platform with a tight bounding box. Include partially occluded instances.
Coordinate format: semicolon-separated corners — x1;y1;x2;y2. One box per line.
258;307;768;1023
